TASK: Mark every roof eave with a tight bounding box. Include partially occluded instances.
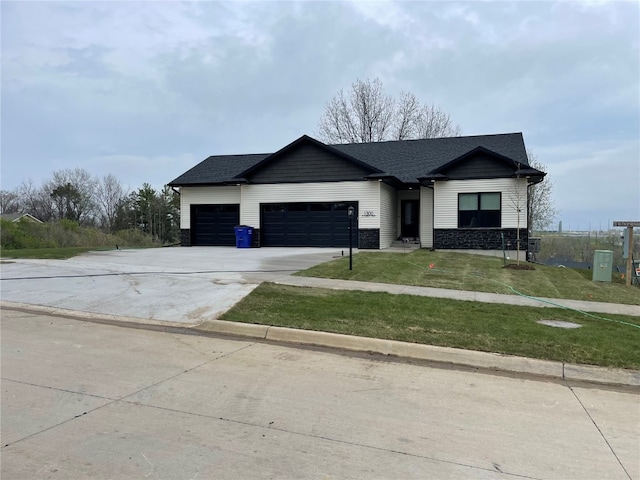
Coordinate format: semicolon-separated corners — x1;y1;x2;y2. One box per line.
515;168;546;185
167;180;239;187
365;173;408;188
418;174;449;186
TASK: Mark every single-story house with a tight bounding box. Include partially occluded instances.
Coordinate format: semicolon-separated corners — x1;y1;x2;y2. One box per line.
168;133;545;255
0;213;43;224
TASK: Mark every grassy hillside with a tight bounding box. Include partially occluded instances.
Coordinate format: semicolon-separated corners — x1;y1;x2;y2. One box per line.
1;218;157;254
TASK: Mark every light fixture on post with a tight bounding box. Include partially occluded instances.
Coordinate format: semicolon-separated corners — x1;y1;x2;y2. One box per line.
347;206;354;271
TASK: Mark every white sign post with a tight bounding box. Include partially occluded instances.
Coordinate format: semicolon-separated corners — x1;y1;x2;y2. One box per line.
613;221;640;286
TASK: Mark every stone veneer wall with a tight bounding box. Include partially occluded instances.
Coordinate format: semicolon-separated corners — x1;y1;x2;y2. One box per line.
180;229;191;246
358;229;380;249
250;228;261;248
434;228;528;250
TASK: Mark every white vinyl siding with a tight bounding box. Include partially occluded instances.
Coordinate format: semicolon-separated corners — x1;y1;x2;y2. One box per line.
179;186;241;229
241;181;381;228
420;187;434;248
433;178;526;229
379;183;397;248
504;178;528;229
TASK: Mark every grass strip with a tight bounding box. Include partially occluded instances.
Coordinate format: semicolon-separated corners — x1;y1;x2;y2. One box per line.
221;283;640;370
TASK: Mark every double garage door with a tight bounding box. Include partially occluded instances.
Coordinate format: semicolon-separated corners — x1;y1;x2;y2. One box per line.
261;202;357;247
190;202;357;247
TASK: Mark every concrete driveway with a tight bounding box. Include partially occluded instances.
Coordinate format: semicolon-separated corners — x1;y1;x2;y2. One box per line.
0;247;344;323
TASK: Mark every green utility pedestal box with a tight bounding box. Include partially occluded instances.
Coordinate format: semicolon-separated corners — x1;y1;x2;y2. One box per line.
592;250;613;283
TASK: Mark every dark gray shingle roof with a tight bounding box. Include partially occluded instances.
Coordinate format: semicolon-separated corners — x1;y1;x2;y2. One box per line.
168;133;528;186
168;153;270;186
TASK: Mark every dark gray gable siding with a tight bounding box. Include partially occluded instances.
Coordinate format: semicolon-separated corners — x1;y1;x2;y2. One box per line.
440;151;516;178
246;142;372;183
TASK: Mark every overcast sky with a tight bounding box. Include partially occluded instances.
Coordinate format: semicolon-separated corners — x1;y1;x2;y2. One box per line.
2;0;639;230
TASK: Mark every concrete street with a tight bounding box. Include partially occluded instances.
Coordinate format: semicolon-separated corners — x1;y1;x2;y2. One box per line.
2;309;638;480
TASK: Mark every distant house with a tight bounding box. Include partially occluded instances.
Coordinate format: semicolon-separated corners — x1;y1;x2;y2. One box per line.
1;213;43;224
168;133;545;254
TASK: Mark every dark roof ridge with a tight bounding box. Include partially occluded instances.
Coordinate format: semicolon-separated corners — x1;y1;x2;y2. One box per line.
204;152;271;158
327;132;523;148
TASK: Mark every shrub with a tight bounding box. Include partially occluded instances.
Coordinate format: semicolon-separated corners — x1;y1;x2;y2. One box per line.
0;220;56;249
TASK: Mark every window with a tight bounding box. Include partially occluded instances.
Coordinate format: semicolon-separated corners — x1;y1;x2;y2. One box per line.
458;192;501;228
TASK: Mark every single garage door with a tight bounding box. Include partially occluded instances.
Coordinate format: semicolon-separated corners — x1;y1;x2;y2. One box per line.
190;204;239;246
261;202;358;247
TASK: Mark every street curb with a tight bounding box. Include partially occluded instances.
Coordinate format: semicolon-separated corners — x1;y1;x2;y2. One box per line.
0;301;199;330
3;301;638;388
563;363;640;386
194;318;270;338
194;319;640;388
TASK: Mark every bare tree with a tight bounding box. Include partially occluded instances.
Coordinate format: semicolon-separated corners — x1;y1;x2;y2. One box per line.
0;190;21;214
17;179;55;222
526;152;558;233
49;168;97;224
319;78;396;143
415;104;462;139
96;174;127;232
319;78;461;144
395;91;421;140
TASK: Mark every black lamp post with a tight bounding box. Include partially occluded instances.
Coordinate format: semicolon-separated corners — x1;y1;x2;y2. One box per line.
347;206;354;271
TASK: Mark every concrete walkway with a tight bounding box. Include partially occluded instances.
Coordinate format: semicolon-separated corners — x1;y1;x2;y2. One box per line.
258;274;640;317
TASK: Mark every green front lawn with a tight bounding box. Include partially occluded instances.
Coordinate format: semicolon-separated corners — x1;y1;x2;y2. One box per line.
297;250;640;305
221;283;640;369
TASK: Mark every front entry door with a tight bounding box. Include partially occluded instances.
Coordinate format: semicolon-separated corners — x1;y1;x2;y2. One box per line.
401;200;420;238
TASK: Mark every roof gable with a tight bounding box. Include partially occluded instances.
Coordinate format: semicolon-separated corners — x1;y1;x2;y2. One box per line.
419;145;545;183
236;135;380;183
432;146;524;178
0;213;43;223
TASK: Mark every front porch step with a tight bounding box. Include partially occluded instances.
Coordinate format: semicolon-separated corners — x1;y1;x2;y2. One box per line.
390;240;421;249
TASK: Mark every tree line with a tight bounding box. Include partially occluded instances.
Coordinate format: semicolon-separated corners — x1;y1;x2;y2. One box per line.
0;168;180;244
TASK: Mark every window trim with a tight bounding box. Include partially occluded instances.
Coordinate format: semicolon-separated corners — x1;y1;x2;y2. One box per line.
458;192;502;228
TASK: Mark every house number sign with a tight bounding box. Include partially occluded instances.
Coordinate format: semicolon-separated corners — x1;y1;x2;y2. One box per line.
362;210;376;217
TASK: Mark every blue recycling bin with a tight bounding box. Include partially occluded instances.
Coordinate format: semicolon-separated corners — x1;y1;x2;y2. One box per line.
234;225;254;248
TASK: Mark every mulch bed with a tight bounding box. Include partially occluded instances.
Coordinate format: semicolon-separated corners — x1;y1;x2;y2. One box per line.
503;263;536;271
